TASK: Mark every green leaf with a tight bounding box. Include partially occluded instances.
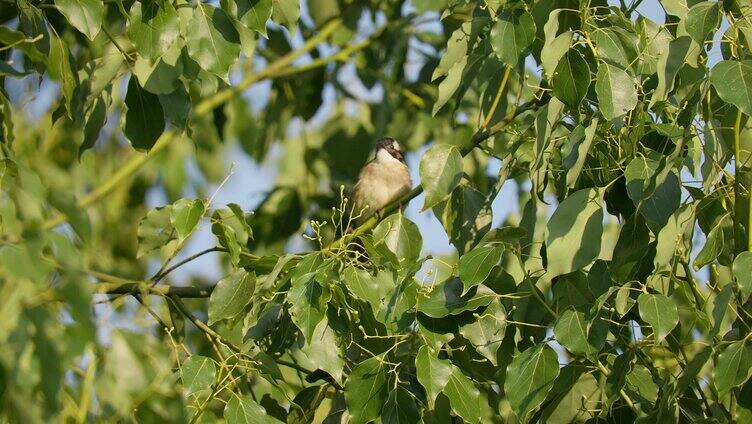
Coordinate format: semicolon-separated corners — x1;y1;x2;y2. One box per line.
442;366;484;423
382;386;420;424
127;0;180;61
433;22;469;81
624;157;681;227
224;394;282;424
288;269;330;341
415;345;453;408
208;270;256;325
545;188;604;278
212;206;252;266
298;315;345;384
433;184;492;255
637;293;678;343
553;309;596;357
376;278;418;332
54;0;103;40
170;199;205;241
552;49;590;109
595;63;637;120
458;299;507;364
181;355;215;394
212;222;241;266
734;251;752;302
592;27;638;70
372;213;422;265
715;340;752;396
504;344;560;420
345;357;390;424
710;60;752;116
124;75;165;151
137;206;176;258
652;36;693;104
420;144;463;210
271;0;300;32
541;9;568;77
564;118;599;188
48;32;77;115
458;246;503;294
79;94;108;158
685;1;721;45
132;40;184;95
417;277;495;318
186;3;241;78
490;10;536;66
654;204;696;270
0;91;13;145
432;52;467;114
343;266;392;313
693;213;729;270
232;0;272;35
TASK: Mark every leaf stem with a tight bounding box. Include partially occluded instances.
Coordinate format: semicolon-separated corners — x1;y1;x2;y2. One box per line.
97;283;214;298
481;65;512;129
151;247;224;283
735;109;744;254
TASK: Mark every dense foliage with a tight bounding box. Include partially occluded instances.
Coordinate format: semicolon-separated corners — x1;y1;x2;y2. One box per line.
1;0;752;422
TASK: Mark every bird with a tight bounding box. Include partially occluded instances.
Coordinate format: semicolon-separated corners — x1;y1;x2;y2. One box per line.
350;137;412;226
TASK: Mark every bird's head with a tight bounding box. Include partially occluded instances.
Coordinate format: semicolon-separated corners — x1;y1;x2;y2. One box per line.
375;137;405;163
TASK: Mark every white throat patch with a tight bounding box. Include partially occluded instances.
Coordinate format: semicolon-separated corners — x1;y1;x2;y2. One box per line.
376;148;401;164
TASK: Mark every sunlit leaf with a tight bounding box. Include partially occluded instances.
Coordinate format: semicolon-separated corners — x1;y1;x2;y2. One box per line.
170;198;205;241
458;245;503;294
208;270;256;325
715;340;752;397
186;3;241;77
442;366;485;423
225;394;282;424
490;9;536;65
417;278;495;318
458;299;507;364
345;357;389;424
734;251;752;302
288;268;330;341
637;293;678;343
415;345;453;408
545;188;604;277
55;0;103;40
420;144;463;210
181;355;215;394
685;1;720;45
552;49;590;108
127;1;180;61
710;60;752;116
372;213;422;264
505;344;560;420
595;63;637;120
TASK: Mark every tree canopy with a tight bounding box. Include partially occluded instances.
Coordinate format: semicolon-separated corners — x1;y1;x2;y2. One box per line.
1;0;752;422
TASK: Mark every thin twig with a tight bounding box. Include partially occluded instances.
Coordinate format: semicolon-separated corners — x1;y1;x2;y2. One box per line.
151;247;223;283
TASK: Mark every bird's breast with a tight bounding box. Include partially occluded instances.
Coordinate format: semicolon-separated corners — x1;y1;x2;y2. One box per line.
352;161;412;220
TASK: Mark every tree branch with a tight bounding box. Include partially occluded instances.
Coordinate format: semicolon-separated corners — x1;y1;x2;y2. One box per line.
151;247;224;283
193;18;343;116
97;283;214;298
